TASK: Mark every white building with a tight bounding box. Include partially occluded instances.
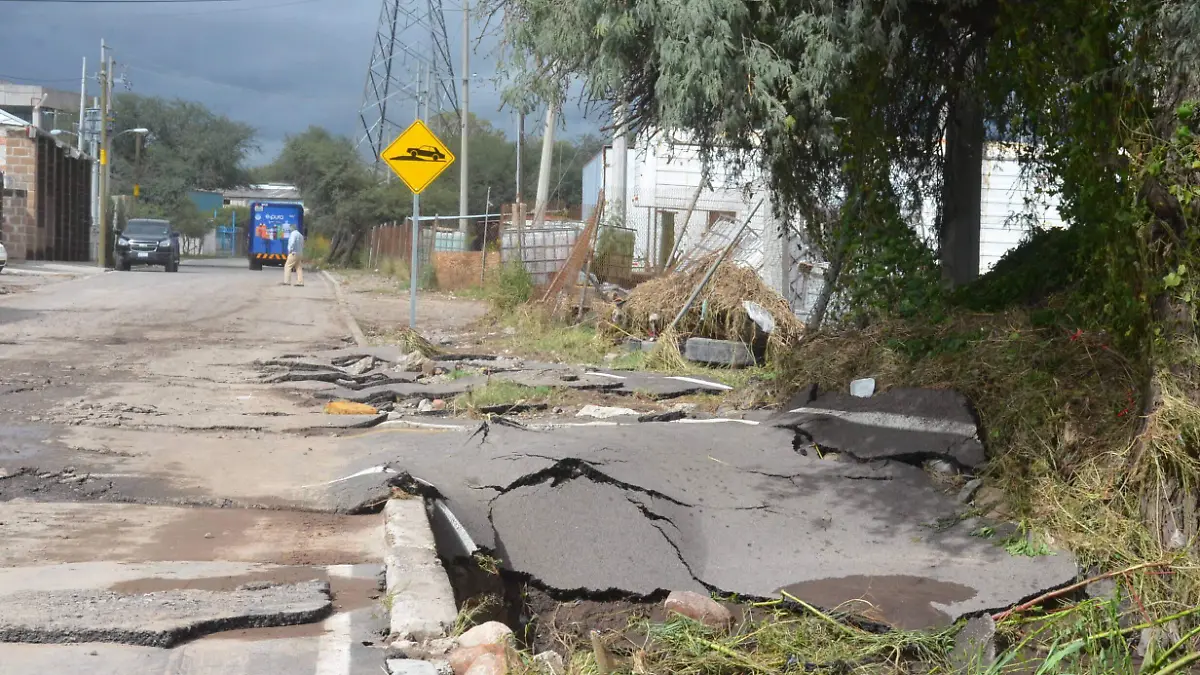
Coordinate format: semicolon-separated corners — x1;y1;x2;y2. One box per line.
582;135;1065;321
221;183;303;208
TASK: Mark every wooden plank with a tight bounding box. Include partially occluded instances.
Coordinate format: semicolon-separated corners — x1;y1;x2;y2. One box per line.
539;191;603;303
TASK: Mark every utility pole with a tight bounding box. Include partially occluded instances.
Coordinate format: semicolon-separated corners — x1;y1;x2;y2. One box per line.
458;0;470;237
98;41;111;268
515;112;523;205
77;57;87;151
88;95;99;256
532;104;556;229
610;96;628;225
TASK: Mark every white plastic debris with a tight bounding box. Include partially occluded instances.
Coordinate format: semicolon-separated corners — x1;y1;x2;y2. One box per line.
849;378;876;398
742;300;776;334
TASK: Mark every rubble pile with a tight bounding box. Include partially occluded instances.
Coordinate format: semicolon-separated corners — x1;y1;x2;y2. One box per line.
605;256;804;348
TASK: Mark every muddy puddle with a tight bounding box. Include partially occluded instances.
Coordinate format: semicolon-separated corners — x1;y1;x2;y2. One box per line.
779;575;978;630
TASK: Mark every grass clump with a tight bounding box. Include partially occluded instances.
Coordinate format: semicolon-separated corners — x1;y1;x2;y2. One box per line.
378;256;411;286
487;261;535;313
492;305;618;364
453;380;558;412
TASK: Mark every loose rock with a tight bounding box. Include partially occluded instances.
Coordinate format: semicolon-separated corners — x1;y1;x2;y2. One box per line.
448;644;504;675
951;615;996;672
456;621;513;648
533;650;566;675
347;357;375;376
387;659;440;675
464;652;506;675
957;478;984;504
388;637;457;660
664;590;733;629
418;399;435;413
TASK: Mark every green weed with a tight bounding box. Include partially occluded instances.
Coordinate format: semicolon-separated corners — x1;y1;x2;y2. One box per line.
453;381;557;412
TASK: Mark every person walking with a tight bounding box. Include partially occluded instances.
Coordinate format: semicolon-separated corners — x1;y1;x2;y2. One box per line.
284;227;305;286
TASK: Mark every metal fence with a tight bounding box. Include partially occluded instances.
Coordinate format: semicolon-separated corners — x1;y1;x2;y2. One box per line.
215;225;245;257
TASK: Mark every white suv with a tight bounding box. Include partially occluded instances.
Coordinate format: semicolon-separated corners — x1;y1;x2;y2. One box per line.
0;241;7;273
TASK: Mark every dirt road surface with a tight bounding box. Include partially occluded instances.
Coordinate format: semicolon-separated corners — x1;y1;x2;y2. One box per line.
0;260;393;674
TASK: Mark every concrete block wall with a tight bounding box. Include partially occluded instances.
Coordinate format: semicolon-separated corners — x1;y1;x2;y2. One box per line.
0;128;37;262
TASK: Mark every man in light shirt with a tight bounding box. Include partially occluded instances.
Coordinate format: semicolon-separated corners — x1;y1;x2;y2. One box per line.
284;227;305;286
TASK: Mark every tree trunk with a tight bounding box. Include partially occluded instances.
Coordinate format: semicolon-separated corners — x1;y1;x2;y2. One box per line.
806;223;851;332
1135;167;1200;556
328;228;366;267
940;90;985;287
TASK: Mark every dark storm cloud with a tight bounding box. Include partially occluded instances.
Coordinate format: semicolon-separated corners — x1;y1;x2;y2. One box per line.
0;0;602;163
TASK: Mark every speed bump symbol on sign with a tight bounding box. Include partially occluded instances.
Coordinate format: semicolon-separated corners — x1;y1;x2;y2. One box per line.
382;120;456;194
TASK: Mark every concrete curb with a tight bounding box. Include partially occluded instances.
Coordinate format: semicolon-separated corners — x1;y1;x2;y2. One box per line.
2;263;108;277
383;498;458;642
321;269;369;347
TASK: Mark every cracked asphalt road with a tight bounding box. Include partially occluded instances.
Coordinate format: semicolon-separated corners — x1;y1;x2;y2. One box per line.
0;260;389;674
339;421;1078;629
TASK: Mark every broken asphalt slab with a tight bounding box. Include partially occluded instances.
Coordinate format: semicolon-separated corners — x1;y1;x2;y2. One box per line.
586;369;733;398
771;387;987;470
337;421;1076;628
262;348;734;402
0;579;332;647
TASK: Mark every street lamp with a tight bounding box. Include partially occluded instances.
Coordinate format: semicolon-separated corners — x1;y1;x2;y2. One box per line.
49;129;79;139
117;128;151;205
95;126;152;265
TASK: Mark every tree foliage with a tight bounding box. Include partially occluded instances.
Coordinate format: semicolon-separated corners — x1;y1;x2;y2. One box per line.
503;0;1200;335
107;93;256;244
504;0;1200;559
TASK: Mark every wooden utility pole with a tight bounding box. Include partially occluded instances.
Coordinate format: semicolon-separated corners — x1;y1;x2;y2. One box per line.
97;42;110;268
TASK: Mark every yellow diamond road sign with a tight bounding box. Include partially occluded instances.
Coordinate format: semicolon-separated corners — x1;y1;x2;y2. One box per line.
382;119;455;194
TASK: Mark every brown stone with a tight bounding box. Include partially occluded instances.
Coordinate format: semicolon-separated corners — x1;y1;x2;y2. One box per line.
447;643;504;675
664;590;734;629
456;621;513;649
464;652;506;675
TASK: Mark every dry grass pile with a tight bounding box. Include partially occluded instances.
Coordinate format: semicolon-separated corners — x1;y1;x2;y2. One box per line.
610;255;805;350
390;326;442;358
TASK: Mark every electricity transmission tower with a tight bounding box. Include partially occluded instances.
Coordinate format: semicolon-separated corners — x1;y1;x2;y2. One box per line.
356;0;458;170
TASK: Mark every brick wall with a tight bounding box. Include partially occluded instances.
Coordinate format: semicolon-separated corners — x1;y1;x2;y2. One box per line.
0;128;36;262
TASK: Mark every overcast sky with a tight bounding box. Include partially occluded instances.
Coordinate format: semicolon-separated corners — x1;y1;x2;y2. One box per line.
0;0;605;164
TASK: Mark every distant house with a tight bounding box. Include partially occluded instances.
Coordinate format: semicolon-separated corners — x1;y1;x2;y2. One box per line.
0;81;81;135
221;183;302;208
584;132;1065;321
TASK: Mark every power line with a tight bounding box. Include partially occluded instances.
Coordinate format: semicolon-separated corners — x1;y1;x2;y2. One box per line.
121;0;319;17
0;73;82;83
0;0;241;4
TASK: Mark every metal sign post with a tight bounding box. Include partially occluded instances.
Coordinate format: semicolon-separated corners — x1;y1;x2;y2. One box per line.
410;194;420;328
381;118;456;330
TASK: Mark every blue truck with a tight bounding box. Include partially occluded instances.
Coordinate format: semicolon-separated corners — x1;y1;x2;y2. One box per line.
247;201;304;270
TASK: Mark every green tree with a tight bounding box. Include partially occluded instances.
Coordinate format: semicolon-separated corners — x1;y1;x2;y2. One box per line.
109;93;256;210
